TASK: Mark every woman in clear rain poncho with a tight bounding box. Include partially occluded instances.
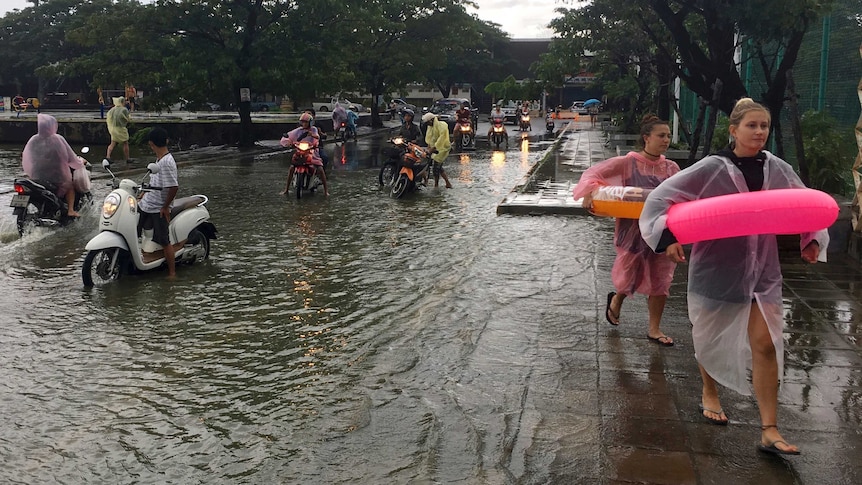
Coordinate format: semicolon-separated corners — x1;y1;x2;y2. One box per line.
22;114;86;217
331;102;348;138
106;96;131;163
572;114;679;346
639;98;828;456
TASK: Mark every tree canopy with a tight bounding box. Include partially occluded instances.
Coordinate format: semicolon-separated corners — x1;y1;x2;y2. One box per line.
0;0;511;145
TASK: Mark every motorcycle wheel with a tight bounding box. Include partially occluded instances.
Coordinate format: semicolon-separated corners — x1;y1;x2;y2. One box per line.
379;163;397;186
462;134;472;149
295;172;306;199
391;174;409;199
82;248;126;287
15;202;41;236
185;228;211;263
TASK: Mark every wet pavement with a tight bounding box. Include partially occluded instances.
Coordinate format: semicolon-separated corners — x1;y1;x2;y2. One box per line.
499;120;862;484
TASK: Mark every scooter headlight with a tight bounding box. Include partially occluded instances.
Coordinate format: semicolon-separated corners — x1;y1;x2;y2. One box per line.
102;193;121;218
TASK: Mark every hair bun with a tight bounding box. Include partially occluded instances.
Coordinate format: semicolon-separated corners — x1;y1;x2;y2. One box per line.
641;113;661;125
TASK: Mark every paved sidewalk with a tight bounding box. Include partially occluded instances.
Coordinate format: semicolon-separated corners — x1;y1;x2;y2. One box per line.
497;120;608;215
498;120;862;484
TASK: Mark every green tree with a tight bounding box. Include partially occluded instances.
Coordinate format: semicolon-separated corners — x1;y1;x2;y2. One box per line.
542;1;677;132
344;0;450;128
138;0;350;147
0;0;126;99
424;10;511;100
63;1;168;107
483;75;518;104
646;0;835;157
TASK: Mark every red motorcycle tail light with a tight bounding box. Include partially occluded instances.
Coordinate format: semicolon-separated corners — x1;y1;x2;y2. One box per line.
13;183;25;194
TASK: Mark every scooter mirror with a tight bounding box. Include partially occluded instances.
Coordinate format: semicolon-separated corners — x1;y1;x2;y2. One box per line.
81;147;90;154
147;162;160;174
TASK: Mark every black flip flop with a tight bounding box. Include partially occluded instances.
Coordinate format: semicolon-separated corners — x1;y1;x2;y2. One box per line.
605;292;619;325
758;440;801;455
648;335;674;347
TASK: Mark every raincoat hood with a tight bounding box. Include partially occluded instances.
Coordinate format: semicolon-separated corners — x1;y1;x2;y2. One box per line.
113;96;125;107
36;113;59;137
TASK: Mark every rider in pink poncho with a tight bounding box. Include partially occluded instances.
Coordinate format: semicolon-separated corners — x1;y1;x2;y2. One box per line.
279;112;329;196
572;115;679;346
331;102;348;138
22;114;86;216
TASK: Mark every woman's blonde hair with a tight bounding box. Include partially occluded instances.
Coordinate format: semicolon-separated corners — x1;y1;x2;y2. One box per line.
729;98;770;127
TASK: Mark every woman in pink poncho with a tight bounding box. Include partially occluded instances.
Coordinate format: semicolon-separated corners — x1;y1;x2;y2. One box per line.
572;114;679;345
22;114;86;217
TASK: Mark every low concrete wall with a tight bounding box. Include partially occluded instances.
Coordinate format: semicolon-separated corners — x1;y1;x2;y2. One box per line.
0;113;377;147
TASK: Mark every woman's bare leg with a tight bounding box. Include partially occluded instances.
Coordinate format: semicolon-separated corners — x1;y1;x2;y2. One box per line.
748;303;798;452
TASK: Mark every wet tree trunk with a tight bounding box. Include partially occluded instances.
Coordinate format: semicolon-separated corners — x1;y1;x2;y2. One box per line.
786;69;809;185
687;98;707;166
701;80;722;159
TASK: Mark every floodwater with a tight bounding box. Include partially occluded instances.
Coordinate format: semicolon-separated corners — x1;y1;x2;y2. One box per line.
0;132;608;483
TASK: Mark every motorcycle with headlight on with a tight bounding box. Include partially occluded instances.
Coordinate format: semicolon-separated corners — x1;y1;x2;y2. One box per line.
81;159;217;287
290;140;324;199
519;110;531;132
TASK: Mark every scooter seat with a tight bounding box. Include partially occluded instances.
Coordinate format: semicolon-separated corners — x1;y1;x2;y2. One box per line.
170;195;206;218
17;178;57;193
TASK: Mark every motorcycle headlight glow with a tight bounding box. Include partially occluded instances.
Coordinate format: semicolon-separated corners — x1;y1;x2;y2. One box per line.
296;141;312;151
102;193;121;218
127;196;137;212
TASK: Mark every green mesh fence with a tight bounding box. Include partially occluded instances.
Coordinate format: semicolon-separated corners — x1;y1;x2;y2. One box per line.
675;2;861;167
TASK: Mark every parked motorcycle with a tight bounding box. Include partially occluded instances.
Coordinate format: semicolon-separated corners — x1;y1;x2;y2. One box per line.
453;119;475;151
519;111;531;132
9;148;93;236
390;139;431;199
291;141;324;199
489;117;509;149
81;159;217;287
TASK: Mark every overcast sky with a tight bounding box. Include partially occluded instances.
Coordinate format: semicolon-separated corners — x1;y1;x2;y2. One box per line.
1;0;564;38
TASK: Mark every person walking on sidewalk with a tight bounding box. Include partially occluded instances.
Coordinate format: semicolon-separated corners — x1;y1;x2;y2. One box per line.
105;97;131;164
639;98;829;455
572;114;679;346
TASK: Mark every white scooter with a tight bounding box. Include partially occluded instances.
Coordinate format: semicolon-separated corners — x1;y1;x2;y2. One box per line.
81;159;217;287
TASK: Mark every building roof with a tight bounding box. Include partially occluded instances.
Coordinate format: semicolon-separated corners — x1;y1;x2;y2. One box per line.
504;39;552;80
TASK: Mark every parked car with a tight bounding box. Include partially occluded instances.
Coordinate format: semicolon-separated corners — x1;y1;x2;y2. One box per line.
313;97;365;113
570;101;588;115
490;100;519;125
250;101;278;112
388;98;417;113
169;99;220;112
426;98;472;131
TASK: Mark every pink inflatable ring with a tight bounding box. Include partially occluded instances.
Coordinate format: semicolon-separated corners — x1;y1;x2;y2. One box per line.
666;188;838;245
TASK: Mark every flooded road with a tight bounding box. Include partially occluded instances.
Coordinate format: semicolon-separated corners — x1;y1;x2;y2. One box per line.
0;133;614;482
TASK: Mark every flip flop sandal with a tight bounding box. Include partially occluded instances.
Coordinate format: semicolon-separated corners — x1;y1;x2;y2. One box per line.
648;335;674;346
758;440;801;456
698;404;729;425
605;292;619;325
